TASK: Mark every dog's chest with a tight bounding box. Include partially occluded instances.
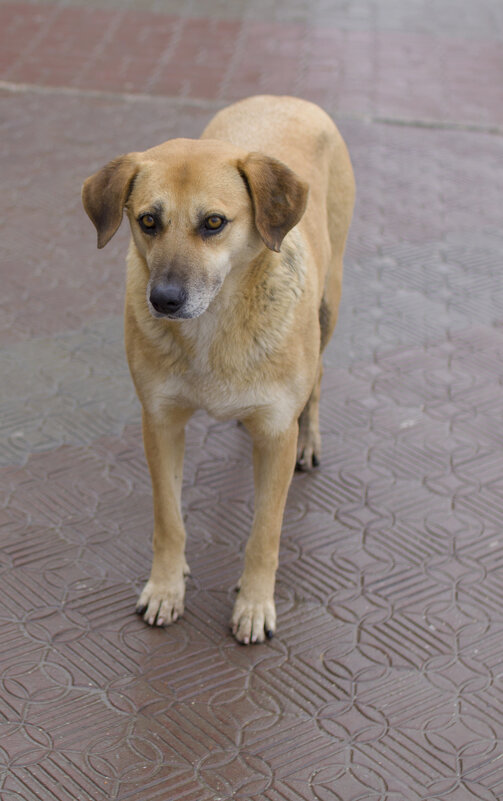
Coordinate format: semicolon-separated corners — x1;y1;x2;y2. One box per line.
168;371;281;421
145;243;308;425
160;364;299;435
164;328;268;415
157;313;299;426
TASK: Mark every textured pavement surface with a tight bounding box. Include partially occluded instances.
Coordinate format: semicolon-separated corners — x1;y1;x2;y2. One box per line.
1;0;503;799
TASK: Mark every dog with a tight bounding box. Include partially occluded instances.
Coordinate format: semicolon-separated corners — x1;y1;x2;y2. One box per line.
82;95;355;643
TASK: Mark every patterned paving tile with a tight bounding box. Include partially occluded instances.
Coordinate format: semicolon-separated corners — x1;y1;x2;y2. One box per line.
2;329;503;798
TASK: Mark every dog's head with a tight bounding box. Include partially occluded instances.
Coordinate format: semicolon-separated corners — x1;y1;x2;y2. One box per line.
82;139;308;320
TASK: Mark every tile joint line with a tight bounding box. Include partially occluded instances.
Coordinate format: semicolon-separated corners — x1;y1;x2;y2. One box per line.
0;81;500;137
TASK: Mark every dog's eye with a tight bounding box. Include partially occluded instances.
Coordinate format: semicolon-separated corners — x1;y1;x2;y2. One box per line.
139;214;157;232
204;215;226;232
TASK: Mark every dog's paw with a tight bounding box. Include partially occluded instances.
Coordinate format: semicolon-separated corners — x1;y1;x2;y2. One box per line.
230;593;276;644
295;430;321;471
136;571;187;626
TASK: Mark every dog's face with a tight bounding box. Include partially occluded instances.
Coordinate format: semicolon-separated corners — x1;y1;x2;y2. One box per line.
82;139;308;320
127;140;260;320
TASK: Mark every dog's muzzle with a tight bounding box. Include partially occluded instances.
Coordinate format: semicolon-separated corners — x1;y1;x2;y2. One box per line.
149;278;188;317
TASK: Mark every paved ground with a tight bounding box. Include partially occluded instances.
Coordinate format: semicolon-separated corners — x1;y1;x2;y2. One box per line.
1;1;503;799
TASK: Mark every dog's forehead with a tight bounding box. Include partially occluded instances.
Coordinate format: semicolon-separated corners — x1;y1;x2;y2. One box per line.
132;138;246;204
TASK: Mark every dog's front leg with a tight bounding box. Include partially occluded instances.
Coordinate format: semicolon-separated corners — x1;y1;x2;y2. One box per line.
231;418;298;644
136;407;192;626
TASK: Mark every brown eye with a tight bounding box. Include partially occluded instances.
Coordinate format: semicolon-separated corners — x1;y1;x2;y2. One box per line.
204;215;225;231
139;213;156;231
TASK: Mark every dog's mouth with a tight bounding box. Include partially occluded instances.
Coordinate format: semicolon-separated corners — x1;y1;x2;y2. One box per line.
148;303;200;321
146;292;210;321
147;275;224;321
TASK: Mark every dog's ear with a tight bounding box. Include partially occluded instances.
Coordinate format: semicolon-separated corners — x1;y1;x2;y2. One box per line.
238;153;309;252
82;155;139;248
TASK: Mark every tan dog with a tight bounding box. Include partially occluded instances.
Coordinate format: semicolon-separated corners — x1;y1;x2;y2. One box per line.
82;95;354;643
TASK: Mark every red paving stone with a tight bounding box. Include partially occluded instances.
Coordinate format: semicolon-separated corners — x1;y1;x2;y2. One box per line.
1;2;502;126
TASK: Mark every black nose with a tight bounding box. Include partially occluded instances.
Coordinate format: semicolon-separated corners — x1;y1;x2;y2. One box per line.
149;280;188;315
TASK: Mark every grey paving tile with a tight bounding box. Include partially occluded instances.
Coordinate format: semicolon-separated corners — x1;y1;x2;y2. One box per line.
1;99;503;464
0;319;140;466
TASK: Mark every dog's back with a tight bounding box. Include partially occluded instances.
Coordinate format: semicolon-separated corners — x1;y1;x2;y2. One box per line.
202;95;339;177
203;95;354;308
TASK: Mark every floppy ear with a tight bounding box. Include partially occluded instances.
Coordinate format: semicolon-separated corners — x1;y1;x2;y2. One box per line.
238;152;309;252
82;154;139;248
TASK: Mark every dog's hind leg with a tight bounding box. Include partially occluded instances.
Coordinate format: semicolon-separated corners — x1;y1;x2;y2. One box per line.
295;291;333;470
296;359;323;471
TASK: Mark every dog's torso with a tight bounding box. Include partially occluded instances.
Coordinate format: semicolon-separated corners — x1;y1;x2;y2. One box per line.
125;226;314;430
123;96;354;431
